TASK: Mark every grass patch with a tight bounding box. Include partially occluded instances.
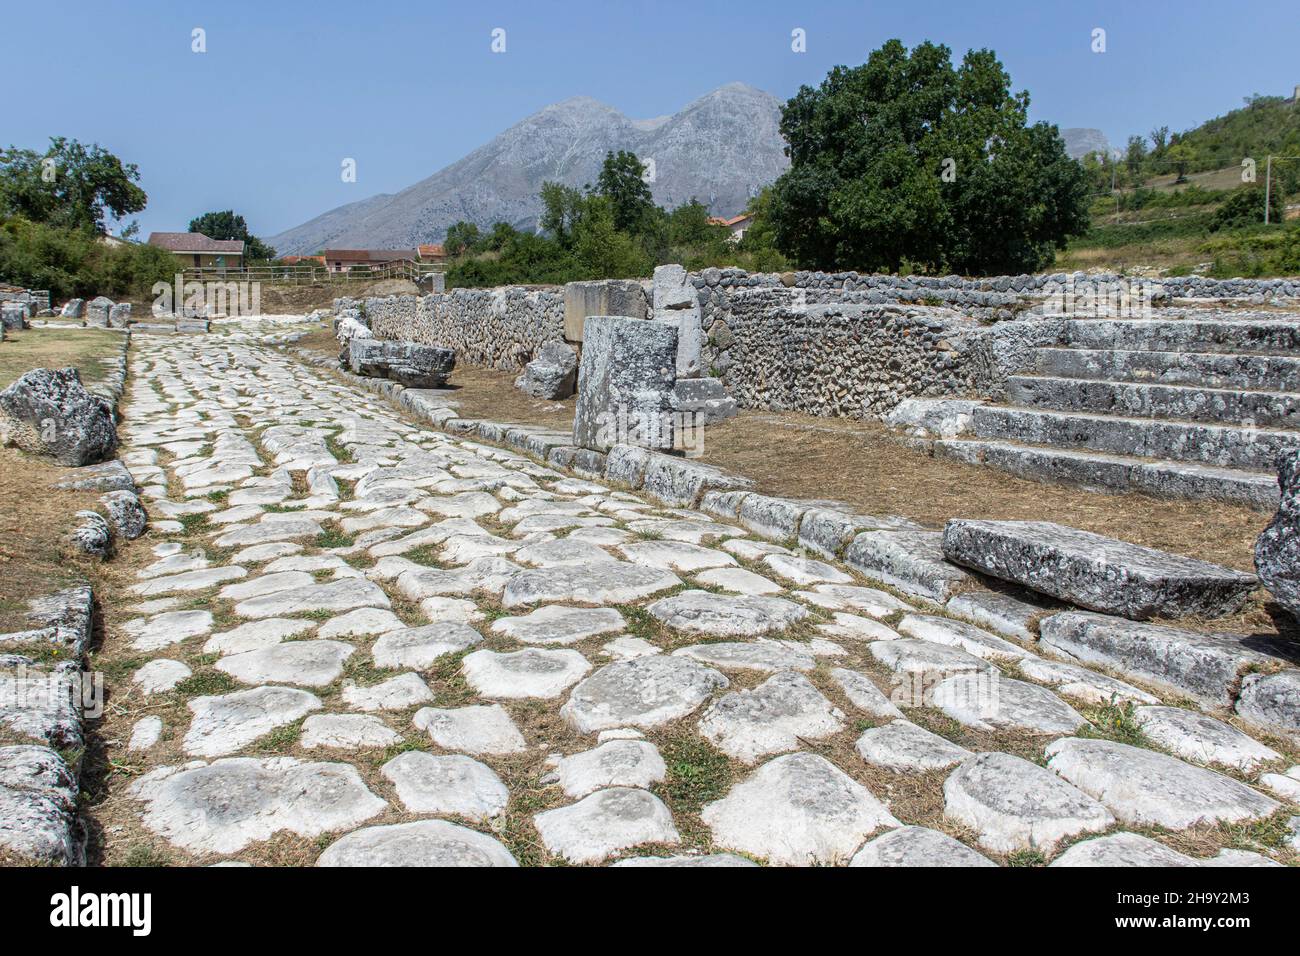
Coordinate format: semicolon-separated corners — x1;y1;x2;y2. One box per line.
174;669;236;697
1078;700;1146;747
315;527;355;549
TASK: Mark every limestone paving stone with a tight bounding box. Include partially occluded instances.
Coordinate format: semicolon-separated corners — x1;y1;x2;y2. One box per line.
796;583;911;617
762;553;853;586
234;577;391;619
850;826;996;867
316;818;519;866
132;659;192;694
701;752;899;866
1045;737;1281;829
129;716;164;751
372;623;483;668
317;607;406;639
381;751;509;820
699;672;845;763
492;605;625;645
870;639;997;684
943;752;1115;854
215;640;354;688
1235;670;1300;737
131;566;247;597
561;655;729;733
554;740;667;798
855;720;972;771
931;674;1088;735
612;854;757;867
300;714;402;750
1133;706;1281;772
619;540;736;573
817;612;901;642
695;566;783;595
503;561;680;607
534;787;680;864
183;687;322;757
204;618;315;655
342;673;434;712
461;648;591;699
514;537;616;568
131;756;386;854
1015;656;1159;707
647;590;808;637
124;610;213;652
830;668;904;719
673;641;815;673
413;704;528;754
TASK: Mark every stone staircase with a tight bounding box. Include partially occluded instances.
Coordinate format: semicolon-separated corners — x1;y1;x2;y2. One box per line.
937;310;1300;510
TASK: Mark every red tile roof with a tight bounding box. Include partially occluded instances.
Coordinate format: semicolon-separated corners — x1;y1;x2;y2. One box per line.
148;232;245;254
418;244;446;258
323;249;417;263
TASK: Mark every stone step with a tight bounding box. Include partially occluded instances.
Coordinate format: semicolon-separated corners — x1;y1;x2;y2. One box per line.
934;438;1278;510
971;404;1300;472
1035;347;1300;393
1006;375;1300;429
1058;318;1300;355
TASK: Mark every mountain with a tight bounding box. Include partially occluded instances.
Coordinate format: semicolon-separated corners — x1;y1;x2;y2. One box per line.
1061;128;1112;159
269;83;790;256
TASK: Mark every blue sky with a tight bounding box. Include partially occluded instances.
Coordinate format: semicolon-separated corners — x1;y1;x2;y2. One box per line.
6;0;1298;240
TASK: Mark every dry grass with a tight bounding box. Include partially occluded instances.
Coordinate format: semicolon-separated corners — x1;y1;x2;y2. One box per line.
697;409;1268;573
0;326;120;389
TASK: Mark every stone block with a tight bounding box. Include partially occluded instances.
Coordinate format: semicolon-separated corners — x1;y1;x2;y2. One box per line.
573;315;676;453
563;280;647;342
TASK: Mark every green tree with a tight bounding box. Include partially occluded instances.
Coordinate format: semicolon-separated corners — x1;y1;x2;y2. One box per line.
1124;135;1148;181
595;150;655;234
1165;143;1193;184
0;137;147;234
1211;184;1283;230
766;39;1090;274
442;220;481;257
188;209;276;261
538;182;589;248
572;196;653;278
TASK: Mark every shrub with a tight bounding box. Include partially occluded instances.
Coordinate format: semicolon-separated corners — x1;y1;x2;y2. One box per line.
0;217;175;299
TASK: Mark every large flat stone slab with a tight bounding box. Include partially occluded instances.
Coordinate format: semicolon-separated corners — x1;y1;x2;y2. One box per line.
502;561;680;607
461;648;591;699
931;674;1087;735
1133;706;1281;772
850;826;996;867
1039;611;1284;706
130;756;386;854
183;687;322;757
701;752;899;866
857;719;973;772
492;605;625;645
371;623;482;668
381;751;509;820
554;740;667;798
943;519;1257;620
1045;737;1281;830
943;752;1114;854
215;640;353;687
412;704;527;754
316;820;517;867
560;655;728;733
233;577;391;619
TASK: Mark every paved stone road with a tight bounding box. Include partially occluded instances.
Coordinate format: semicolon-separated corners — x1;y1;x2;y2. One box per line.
98;324;1299;866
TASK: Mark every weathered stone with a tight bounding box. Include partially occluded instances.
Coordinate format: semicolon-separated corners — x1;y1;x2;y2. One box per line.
1045;737;1281;829
563;279;647;342
184;687;322;756
349;338;455;388
0;745;83;864
560;655;728;733
943;752;1115;854
317;819;517;866
1015;655;1158;707
647;591;807;637
381;751;509;819
673;641;815;673
830;668;904;719
1235;670;1300;737
843;529;971;603
620;539;735;573
612;853;757;867
413;704;527;754
701;753;899;866
695;567;782;595
1134;706;1281;772
572;315;676;452
461;648;591;699
534;787;680;864
215;640;354;687
371;623;482;668
797;583;911;617
855;719;972;771
234;577;391;619
132;659;192;694
850;826;996;867
699;672;844;763
1039;611;1281;706
129;716;164;751
341;673;434;712
555;740;667;798
869;639;996;686
0;367;117;465
897;613;1033;661
515;340;578;399
1256;450;1300;620
124;609;213;650
943;519;1257;620
503;560;679;607
99;490;147;539
131;756;385;854
492;605;625;645
946;589;1060;642
1050;832;1200;867
300;714;401;750
931;673;1087;735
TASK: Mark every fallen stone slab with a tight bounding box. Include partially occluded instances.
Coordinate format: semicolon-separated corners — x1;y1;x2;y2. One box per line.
560;655;728;733
131;756;386;854
0;367;117;466
317;819;517;866
572;315;676;453
1133;706;1281;772
1045;737;1281;830
701;752;899;866
647;591;808;637
943;519;1257;620
515;340;578;399
55;458;135;493
349;339;455;388
1039;611;1286;706
698;672;845;763
943;751;1115;854
855;719;972;771
381;751;509;820
534;787;680;864
850;825;996;867
554;740;667;798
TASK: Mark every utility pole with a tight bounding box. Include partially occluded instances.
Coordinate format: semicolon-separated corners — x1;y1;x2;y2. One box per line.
1265;155;1272;224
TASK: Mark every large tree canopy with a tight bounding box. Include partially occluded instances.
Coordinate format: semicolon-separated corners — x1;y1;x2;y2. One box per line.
0;137;147;234
767;39;1090;275
188;209;277;261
